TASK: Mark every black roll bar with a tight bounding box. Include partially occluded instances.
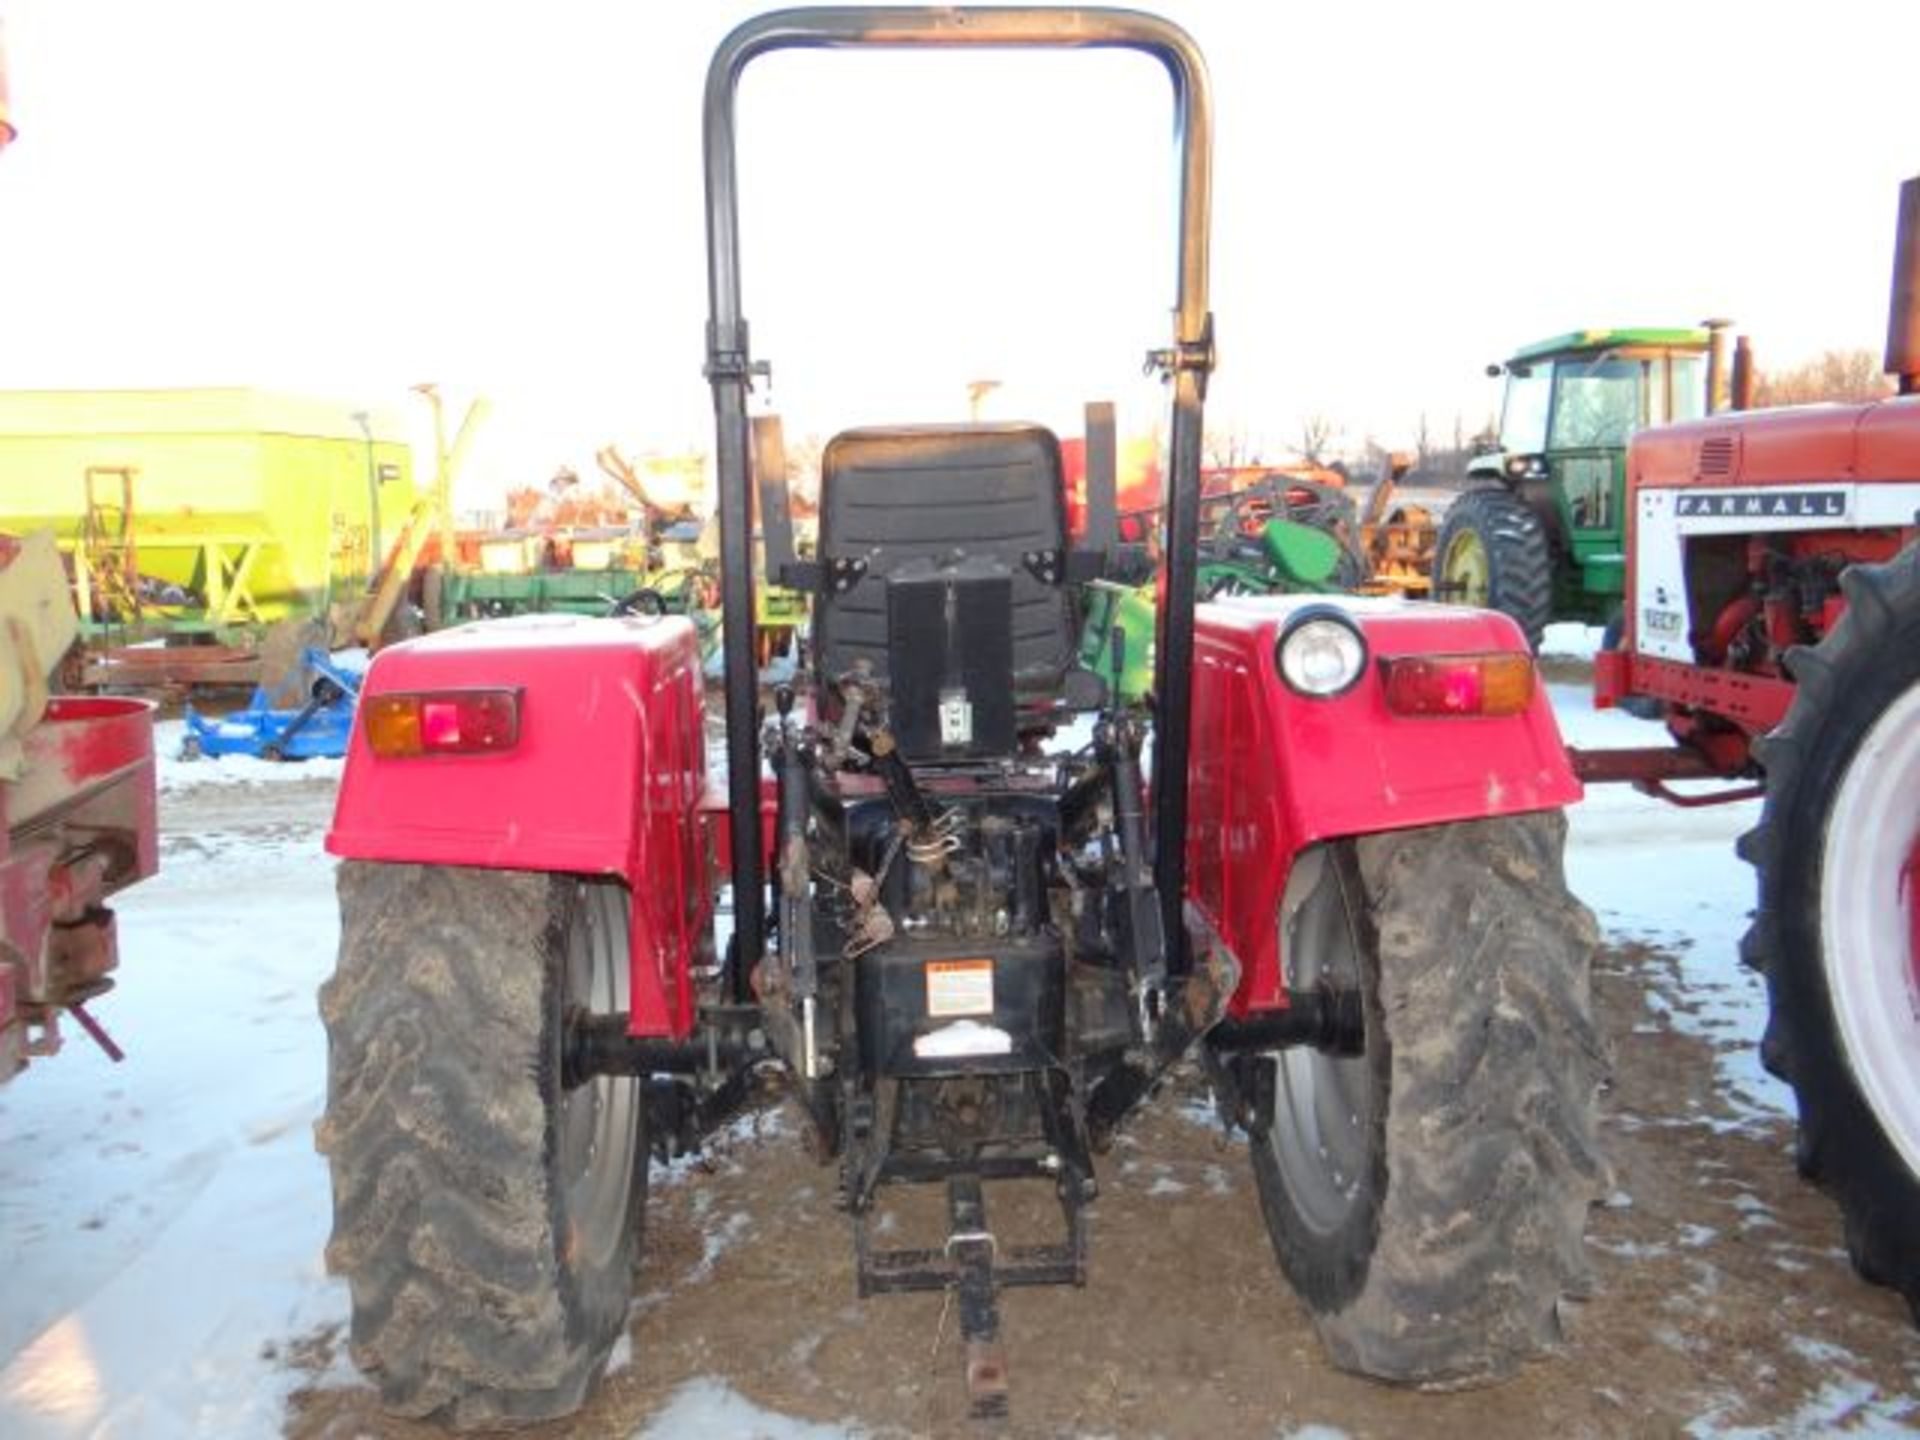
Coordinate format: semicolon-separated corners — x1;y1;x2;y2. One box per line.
702;7;1215;978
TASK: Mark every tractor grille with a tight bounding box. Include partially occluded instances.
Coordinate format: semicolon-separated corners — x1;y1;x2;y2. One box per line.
1695;435;1737;478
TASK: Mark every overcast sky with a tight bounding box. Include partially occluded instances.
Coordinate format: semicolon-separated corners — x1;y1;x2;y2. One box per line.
2;1;1914;506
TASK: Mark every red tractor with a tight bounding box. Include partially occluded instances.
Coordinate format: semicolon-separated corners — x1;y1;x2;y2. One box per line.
1580;176;1920;1324
317;8;1600;1425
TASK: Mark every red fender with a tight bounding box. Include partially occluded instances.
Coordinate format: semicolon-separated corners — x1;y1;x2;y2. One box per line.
326;615;711;1039
1185;598;1581;1016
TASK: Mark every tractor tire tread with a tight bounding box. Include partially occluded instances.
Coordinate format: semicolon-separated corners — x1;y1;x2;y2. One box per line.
1737;540;1920;1325
318;862;636;1428
1436;488;1555;651
1309;813;1605;1385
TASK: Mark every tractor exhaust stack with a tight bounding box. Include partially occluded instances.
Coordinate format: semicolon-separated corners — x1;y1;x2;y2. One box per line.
1730;334;1755;412
1703;318;1734;414
1886;175;1920;396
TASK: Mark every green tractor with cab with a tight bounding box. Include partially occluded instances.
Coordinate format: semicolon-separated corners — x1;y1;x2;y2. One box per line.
1436;326;1720;648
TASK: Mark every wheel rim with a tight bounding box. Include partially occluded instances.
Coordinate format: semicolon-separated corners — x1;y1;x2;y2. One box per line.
1442;528;1490;607
1820;679;1920;1178
1910;836;1920;1004
560;883;640;1271
1265;855;1372;1236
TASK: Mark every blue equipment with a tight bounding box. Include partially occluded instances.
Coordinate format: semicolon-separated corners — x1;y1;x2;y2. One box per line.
182;648;365;761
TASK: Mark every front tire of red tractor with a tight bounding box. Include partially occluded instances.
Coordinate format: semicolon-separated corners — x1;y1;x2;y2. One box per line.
1249;814;1605;1385
1433;488;1554;651
1740;542;1920;1325
316;865;646;1427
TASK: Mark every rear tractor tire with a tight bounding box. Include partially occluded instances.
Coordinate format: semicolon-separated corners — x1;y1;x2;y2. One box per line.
1741;541;1920;1325
1249;813;1604;1385
316;864;646;1427
1433;488;1554;651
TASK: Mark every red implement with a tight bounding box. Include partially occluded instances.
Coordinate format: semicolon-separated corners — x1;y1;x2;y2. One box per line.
2;695;157;1079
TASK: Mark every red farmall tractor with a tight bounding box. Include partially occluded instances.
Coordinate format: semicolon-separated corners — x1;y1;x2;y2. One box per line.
318;8;1600;1425
1580;176;1920;1324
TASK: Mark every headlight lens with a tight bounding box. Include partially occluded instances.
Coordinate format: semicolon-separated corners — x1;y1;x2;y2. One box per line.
1276;610;1367;697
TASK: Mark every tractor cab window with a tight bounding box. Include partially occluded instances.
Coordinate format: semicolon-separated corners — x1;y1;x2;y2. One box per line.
1667;352;1707;423
1549;354;1642;450
1498;364;1552;455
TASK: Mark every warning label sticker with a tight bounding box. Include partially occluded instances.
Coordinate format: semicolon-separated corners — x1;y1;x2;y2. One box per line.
925;959;996;1019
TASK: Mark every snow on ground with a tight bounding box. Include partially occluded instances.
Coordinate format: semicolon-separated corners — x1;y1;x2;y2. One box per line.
0;809;344;1438
1552;682;1790;1126
1687;1374;1920;1440
0;670;1811;1437
1540;620;1606;662
153;719;345;793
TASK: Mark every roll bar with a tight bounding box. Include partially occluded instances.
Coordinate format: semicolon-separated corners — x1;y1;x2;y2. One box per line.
703;7;1215;978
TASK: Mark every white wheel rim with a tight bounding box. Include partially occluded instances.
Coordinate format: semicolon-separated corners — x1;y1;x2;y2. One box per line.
1820;680;1920;1179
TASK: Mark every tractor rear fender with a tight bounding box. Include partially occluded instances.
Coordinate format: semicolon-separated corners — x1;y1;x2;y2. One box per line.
326;614;712;1039
1187;597;1580;1016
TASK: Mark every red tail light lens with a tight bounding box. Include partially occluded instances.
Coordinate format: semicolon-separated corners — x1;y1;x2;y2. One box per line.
1380;653;1535;717
365;689;521;757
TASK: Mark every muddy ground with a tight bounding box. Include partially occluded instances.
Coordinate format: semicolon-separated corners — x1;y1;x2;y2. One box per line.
284;939;1920;1438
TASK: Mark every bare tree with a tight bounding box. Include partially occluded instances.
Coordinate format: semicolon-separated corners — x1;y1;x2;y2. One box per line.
1754;349;1894;407
1298;412;1338;465
1204;426;1250;470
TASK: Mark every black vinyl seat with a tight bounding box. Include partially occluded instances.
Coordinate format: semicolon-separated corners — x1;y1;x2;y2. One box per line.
814;424;1076;702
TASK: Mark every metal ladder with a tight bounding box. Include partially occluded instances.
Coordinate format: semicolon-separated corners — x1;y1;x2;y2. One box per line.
77;465;141;626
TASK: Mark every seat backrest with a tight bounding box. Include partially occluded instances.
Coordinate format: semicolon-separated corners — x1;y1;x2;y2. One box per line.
815;423;1074;697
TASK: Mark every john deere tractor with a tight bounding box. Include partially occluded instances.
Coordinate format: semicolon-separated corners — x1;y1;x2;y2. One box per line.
1436;327;1716;648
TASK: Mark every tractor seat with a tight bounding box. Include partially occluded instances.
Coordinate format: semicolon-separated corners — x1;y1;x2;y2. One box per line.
814;423;1077;705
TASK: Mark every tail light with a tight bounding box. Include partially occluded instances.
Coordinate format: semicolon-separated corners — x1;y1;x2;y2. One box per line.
1380;653;1535;717
364;689;521;757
